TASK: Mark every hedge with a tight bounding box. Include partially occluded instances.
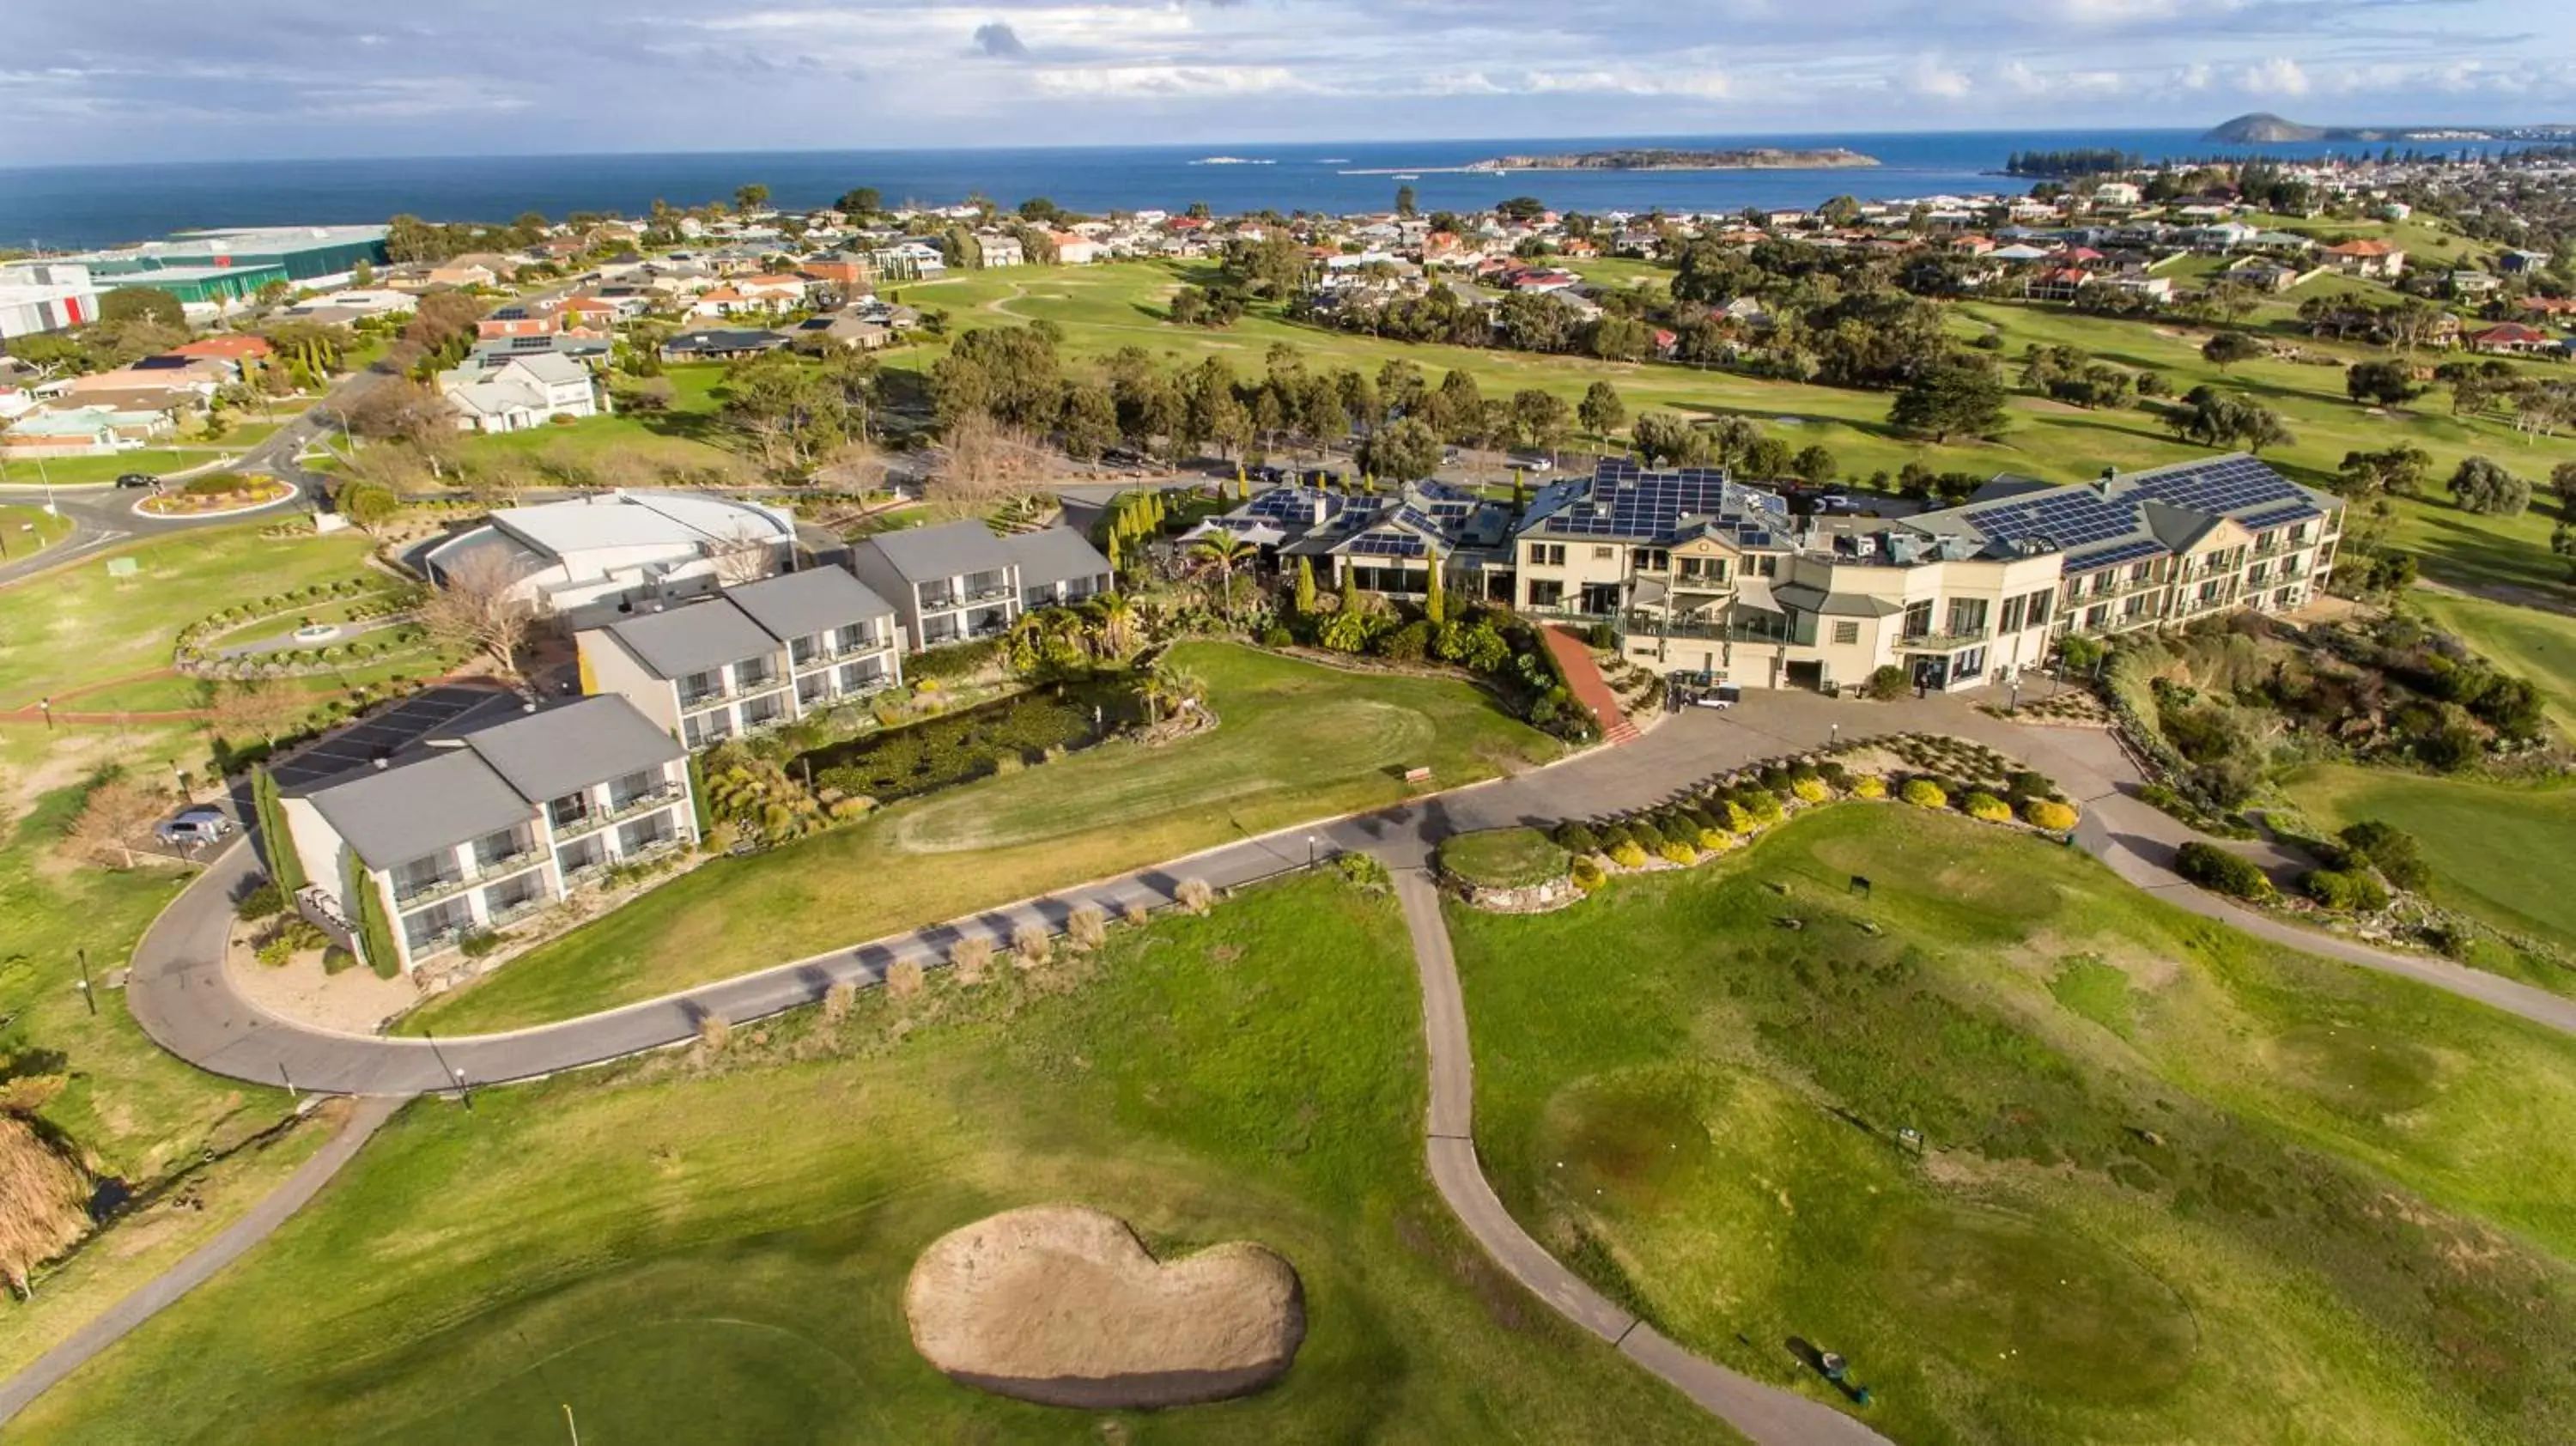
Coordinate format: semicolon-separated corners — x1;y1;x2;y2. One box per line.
2303;867;2391;913
2175;841;2274;901
1900;778;1948;810
1961;791;2012;823
2023;798;2080;832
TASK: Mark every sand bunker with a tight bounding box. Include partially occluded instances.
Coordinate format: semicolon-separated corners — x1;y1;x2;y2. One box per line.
904;1205;1305;1409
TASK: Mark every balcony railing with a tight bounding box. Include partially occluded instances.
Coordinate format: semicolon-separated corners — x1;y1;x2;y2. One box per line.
790;637;891;672
550;784;686;841
392;849;544;910
1899;628;1991;652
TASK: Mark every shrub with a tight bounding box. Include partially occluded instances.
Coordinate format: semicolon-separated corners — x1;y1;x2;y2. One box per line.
1862;665;1910;701
1851;774;1888;799
1817;760;1852;791
2303;868;2391;913
369;949;400;981
236;881;285;921
1737;789;1784;825
887;958;927;996
1066;903;1109;950
1790;776;1830;804
2023;799;2080;832
696;1013;733;1053
1961;791;2011;822
1712;799;1752;833
950;935;992;983
1570;857;1607;892
459;928;512;959
1607;841;1649;869
1552;821;1601;854
1012;923;1052;968
1600;823;1637;851
2336;819;2429;891
1657;840;1699;866
320;946;356;975
821;979;855;1022
1122;899;1151;927
1900;778;1948;810
2175;841;2274;901
1261;626;1294;647
1626;817;1669;849
1336;852;1392;890
1696;829;1736;854
1176;877;1214;914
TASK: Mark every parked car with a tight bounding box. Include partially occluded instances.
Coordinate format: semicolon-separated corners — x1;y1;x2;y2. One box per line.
1692;683;1743;709
155;807;236;848
115;472;157;489
1518;456;1554;473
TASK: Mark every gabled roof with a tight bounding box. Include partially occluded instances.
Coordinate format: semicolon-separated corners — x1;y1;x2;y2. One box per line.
1006;528;1114;591
307;748;539;873
723;566;893;642
603;597;781;679
459;695;683;805
857;519;1016;583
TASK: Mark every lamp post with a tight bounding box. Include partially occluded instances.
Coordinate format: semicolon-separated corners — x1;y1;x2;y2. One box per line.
1306;835;1320;868
75;948;95;1017
1828;720;1839;750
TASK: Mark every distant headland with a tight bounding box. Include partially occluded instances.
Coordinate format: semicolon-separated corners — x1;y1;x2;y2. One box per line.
2204;112;2576;143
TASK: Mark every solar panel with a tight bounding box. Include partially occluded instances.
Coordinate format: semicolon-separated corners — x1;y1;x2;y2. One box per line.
2069;538;2164;570
1344;532;1427;558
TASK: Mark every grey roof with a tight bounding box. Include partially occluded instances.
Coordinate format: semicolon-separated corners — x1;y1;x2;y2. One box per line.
457;695;683;804
724;567;893;642
604;598;781;678
858;519;1015;583
1774;582;1905;618
307;748;539;872
1006;527;1114;591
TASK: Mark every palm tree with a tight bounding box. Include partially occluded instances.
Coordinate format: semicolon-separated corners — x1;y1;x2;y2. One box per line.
1151;659;1206;722
1189;533;1259;627
1084;592;1138;660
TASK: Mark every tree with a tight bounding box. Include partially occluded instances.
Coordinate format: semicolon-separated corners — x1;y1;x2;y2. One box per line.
249;763;304;893
98;285;184;328
420;545;534;677
2446;456;2530;517
927;413;1053;517
1394;185;1418;216
2170;386;2291;453
733;183;770;213
336;479;400;532
2337;445;2432;498
1058;381;1119;460
1425;546;1445;625
835;186;882;216
2201;331;2263;371
1190;533;1257;626
207;677;307;748
1510;388;1572;461
2346;358;2423;407
1360;417;1441;481
1631;412;1707;466
64;770;165;870
1791;444;1838;485
1888;359;2009;443
2552;460;2576;512
1295;556;1318;615
1428;369;1486;446
1578;380;1626;443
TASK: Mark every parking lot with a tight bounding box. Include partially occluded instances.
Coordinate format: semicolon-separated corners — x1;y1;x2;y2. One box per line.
260;683;525;794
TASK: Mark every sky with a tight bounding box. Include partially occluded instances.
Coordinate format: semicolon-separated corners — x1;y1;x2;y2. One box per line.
5;0;2573;164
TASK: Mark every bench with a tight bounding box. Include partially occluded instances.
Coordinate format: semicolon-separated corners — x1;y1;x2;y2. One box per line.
1401;766;1433;787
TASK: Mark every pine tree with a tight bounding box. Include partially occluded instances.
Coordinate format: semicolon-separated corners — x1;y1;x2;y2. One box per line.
1295;556;1318;614
1425;546;1445;625
249;764;304;893
1340;562;1360;616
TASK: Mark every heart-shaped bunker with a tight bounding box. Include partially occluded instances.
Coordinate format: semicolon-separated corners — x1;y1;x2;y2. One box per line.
904;1205;1306;1408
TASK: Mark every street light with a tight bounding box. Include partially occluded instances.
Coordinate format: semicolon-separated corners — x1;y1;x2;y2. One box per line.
1306;835;1319;868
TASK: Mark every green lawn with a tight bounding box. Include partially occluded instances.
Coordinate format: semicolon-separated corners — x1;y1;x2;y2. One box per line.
410;642;1558;1032
450;362;741;476
1437;827;1570;890
0;501;73;559
2280;764;2576;969
0;526;375;708
20;874;1727;1446
1449;803;2576;1445
2414;591;2576;736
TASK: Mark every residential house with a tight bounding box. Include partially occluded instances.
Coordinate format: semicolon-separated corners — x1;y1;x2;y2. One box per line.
576;568;902;748
659;327;791;362
438;354;600;433
2500;248;2553;276
0;403;174;453
846;521;1111;651
426;252;511;288
2322;239;2405;280
789;311;894;351
2464;322;2557;355
975;234;1027;268
420;490;797;617
276;696;696;974
1050;232;1105;265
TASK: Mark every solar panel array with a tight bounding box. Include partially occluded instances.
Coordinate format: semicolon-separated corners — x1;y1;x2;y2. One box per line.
2071;538;2164;571
2124;454;2307;516
1344;531;1428;558
1962;489;2140;552
1536;462;1789;544
2237;500;2323;531
1964;454;2324;569
1244;487;1342;524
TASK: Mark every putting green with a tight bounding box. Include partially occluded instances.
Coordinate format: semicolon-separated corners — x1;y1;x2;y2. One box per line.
1876;1204;2199;1401
1547;1071;1716;1212
2272;1023;2443;1119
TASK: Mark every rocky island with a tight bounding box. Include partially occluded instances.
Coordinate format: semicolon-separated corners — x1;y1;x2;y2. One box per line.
1467;146;1879;172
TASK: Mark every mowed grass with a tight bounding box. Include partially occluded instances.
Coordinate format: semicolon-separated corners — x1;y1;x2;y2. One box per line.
2414;590;2576;736
21;874;1728;1446
1449;803;2576;1446
2281;763;2576;963
0;447;247;487
0;501;73;558
0;525;376;708
451;362;739;471
410;642;1558;1031
1436;827;1570;890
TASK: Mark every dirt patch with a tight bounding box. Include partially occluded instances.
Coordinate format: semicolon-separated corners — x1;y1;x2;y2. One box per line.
904;1205;1304;1409
224;919;416;1035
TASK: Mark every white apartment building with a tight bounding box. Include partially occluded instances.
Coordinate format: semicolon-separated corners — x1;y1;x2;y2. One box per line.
846;521;1113;652
576;568;904;749
277;696;696;973
420;490;797;619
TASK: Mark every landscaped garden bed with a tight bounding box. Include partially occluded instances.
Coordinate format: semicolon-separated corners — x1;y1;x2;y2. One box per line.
795;677;1142;805
1437;828;1577;912
134;471;294;517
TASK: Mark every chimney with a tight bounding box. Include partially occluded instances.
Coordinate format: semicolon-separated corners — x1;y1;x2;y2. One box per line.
1311;491;1327;526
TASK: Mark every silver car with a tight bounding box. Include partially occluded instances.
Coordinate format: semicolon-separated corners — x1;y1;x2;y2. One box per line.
156;807;236;848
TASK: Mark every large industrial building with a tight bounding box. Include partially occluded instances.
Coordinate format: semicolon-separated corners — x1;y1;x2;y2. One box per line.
0;263;102;340
66;226;390;311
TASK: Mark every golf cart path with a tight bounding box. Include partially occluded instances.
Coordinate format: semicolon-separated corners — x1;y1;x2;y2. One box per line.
1394;867;1890;1443
0;1094;403;1425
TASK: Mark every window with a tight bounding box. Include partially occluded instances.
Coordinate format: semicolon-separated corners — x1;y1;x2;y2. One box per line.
546;793;591;829
2025;589;2051;625
2090;571;2115;596
2083;604;2109;631
1753;556;1779;578
677;670;723;707
1999;595;2026;634
608;769;658;810
2129;562;2154;586
1945;598;1989;639
392;854;459;900
1528;543;1566;568
735;657;775;690
1831;620;1860;645
1953;647;1986;681
1591;545;1615;561
1528;580;1564;608
471;826;529;871
1901;600;1933;641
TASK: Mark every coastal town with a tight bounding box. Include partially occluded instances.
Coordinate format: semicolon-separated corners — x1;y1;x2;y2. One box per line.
5;104;2576;1446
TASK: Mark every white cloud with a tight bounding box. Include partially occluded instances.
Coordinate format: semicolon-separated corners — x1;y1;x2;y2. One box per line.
1026;64;1310;97
1899;54;1972;99
2239;56;2309;95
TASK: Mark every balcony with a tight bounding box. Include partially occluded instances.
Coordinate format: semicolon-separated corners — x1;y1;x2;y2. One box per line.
790;635;890;672
483;893;552;932
392;849;544;911
550;784;686;841
1899;628;1991;653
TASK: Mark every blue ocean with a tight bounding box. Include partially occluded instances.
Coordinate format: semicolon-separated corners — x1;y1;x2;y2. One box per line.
0;130;2527;248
